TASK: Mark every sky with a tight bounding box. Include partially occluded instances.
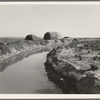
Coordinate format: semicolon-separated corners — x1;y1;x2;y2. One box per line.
0;3;100;38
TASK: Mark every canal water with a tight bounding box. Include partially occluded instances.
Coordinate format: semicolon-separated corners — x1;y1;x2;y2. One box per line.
0;52;61;94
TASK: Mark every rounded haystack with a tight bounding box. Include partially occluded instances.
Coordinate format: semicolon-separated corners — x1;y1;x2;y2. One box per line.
44;32;62;40
25;34;39;41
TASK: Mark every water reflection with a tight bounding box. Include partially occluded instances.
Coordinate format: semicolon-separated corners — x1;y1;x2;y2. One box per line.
0;52;62;94
34;88;60;94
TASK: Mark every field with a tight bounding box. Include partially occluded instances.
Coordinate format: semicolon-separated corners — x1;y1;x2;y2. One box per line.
0;37;24;43
44;37;100;93
0;37;46;56
61;38;100;70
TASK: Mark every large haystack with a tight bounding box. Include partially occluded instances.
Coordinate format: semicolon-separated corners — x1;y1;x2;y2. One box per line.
44;32;62;40
25;34;39;41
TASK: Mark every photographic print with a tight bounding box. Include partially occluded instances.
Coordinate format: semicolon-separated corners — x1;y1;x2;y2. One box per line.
0;1;100;99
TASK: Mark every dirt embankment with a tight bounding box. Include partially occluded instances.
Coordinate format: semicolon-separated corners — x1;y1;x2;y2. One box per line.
44;46;100;94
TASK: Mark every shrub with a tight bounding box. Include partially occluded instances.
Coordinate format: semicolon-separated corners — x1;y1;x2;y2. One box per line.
75;54;82;60
90;64;98;71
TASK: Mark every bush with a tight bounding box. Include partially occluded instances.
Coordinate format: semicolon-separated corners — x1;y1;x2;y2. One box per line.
75;54;82;60
90;64;98;71
93;56;100;61
0;43;11;55
93;56;97;60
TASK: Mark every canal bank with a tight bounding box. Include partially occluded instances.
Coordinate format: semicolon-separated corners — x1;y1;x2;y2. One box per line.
0;45;50;72
44;47;100;94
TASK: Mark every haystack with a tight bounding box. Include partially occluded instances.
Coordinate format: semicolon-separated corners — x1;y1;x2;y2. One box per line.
44;32;62;40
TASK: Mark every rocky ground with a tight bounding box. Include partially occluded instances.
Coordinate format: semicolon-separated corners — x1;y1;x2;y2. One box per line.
44;38;100;94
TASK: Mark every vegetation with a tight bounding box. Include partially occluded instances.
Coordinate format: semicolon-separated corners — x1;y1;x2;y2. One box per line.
0;37;47;56
0;37;24;43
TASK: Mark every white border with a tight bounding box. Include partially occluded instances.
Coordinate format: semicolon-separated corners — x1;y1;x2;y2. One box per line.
0;1;100;99
0;1;100;5
0;94;100;99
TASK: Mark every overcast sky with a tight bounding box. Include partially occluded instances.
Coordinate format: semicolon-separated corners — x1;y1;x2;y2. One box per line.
0;3;100;38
